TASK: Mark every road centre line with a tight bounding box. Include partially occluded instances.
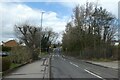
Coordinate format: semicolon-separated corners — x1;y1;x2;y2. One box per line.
69;62;79;68
70;62;73;65
69;61;105;80
73;64;79;67
84;69;105;80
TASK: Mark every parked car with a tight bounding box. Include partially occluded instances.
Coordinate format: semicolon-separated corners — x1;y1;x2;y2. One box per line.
0;52;9;57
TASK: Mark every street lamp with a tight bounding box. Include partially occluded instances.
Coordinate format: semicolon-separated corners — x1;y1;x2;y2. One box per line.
40;11;45;55
41;12;45;28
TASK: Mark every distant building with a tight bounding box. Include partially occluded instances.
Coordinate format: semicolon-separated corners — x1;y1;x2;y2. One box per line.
111;40;120;46
2;40;18;47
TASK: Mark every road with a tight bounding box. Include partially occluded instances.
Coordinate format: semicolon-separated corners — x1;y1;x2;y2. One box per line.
51;54;119;80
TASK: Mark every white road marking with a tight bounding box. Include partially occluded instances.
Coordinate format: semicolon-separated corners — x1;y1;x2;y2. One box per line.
73;64;79;67
70;62;73;65
84;69;105;80
69;62;79;68
61;57;66;61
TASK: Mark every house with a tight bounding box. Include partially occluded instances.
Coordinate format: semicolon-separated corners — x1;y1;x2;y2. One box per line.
2;40;18;47
111;40;120;46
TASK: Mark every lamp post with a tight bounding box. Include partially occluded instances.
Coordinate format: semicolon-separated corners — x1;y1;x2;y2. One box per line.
40;12;44;55
41;12;44;28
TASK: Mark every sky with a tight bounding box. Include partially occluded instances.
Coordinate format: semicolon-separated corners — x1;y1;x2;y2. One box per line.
0;0;120;44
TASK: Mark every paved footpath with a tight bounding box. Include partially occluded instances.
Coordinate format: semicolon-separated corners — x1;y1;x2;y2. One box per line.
86;61;119;70
2;57;49;79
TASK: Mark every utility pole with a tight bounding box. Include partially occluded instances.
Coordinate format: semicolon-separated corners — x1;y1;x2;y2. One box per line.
40;12;44;55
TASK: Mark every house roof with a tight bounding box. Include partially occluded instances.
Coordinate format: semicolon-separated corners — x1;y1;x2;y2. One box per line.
2;40;18;47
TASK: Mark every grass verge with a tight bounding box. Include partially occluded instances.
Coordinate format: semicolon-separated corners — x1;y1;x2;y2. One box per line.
10;63;21;69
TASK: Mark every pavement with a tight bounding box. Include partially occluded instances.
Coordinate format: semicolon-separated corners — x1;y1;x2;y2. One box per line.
85;61;119;70
51;54;119;79
2;57;50;80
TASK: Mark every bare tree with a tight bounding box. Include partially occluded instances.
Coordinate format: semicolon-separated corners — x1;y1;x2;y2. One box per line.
15;24;58;60
15;24;41;60
41;27;58;52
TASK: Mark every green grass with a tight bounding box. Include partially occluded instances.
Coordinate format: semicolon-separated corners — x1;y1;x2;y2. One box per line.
10;63;21;69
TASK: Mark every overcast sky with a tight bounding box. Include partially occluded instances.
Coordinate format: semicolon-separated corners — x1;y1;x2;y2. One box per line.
0;0;120;43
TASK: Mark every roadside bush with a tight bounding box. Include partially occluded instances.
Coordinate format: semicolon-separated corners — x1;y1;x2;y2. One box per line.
2;46;11;52
10;46;31;64
2;57;11;71
118;44;120;60
0;57;2;72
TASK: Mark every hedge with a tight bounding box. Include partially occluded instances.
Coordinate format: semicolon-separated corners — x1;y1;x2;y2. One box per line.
2;57;11;71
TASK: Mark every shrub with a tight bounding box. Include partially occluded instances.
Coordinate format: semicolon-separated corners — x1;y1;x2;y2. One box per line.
10;46;31;64
118;45;120;60
2;57;11;71
2;46;11;52
0;57;2;72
